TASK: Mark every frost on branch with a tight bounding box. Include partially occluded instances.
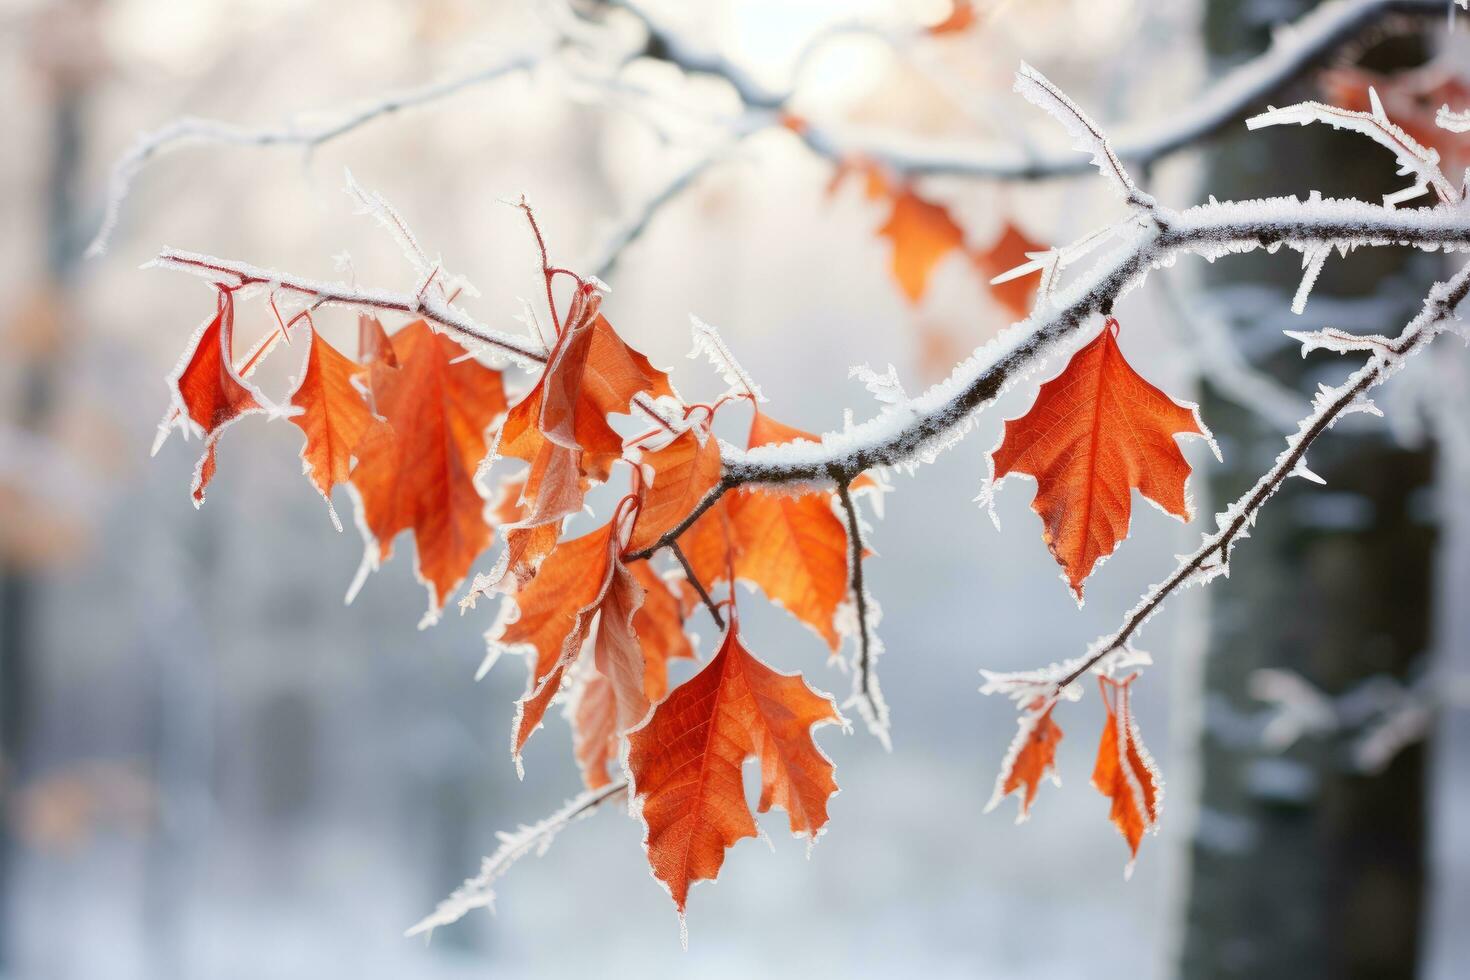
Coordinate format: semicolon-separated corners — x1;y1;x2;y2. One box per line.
406;780;627;937
1013;63;1155;209
1247;89;1459;205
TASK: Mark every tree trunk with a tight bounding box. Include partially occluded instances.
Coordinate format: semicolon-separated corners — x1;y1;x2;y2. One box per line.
1178;3;1435;977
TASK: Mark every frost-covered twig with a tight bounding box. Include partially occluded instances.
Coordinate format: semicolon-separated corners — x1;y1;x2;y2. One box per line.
712;197;1470;491
1247;88;1459;205
787;0;1448;179
835;478;890;749
151;249;548;366
88;53;542;257
1048;260;1470;695
406;779;627;936
587;138;745;281
1013;63;1154;209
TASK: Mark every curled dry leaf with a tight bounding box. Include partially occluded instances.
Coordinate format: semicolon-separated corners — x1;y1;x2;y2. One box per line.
483;284;674;593
988;697;1064;821
1092;674;1161;863
157;289;281;506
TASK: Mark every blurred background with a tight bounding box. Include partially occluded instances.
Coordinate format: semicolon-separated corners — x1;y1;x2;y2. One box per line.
2;0;1469;976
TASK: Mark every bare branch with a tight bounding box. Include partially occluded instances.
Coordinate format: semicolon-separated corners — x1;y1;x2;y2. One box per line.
405;779;627;936
667;540;725;630
151;249;549;366
88;52;543;257
835;477;890;748
1247;88;1458;205
1046;260;1470;695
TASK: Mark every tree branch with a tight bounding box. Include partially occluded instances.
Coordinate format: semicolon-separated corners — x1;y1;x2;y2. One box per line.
667;540;724;630
405;778;627;937
715;198;1470;489
151;249;549;366
88;52;544;257
835;475;889;748
1052;259;1470;693
623;0;1447;179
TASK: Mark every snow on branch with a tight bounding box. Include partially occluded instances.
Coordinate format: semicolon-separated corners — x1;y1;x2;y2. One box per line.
88;52;542;257
794;0;1448;179
151;249;549;366
1036;260;1470;697
1013;63;1154;209
1247;88;1459;205
406;780;627;936
835;480;890;749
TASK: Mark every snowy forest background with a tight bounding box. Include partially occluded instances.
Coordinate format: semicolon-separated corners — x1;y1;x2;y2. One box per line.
2;0;1469;977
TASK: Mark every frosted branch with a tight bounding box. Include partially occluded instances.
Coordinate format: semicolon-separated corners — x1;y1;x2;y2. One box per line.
836;480;890;749
151;249;549;367
1045;260;1470;695
88;53;542;256
1014;63;1153;209
791;0;1448;179
1247;88;1458;205
406;780;627;936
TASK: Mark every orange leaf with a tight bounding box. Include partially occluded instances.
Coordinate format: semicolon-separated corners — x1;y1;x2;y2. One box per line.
627;427;722;555
287;325;390;528
1092;674;1161;864
929;0;977;35
629;562;694;703
627;623;841;914
493;519;653;774
572;561;693;790
348;319;507;615
991;318;1209;601
988;698;1063;820
674;411;853;649
878;188;965;304
571;668;619;790
496;522;615;766
483;289;673;589
827;157;891;201
160;290;280;506
357;313;399;369
973;221;1045;319
726;413;850;650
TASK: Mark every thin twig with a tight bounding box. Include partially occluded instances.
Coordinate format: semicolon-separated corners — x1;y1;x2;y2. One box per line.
1054;260;1470;693
152;249;548;366
668;540;724;629
835;473;889;747
89;53;543;256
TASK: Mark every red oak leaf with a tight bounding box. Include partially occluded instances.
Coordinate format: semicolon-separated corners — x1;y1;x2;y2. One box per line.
348;319;507;617
987;697;1064;821
627;622;841;915
991;318;1211;601
287;324;390;529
